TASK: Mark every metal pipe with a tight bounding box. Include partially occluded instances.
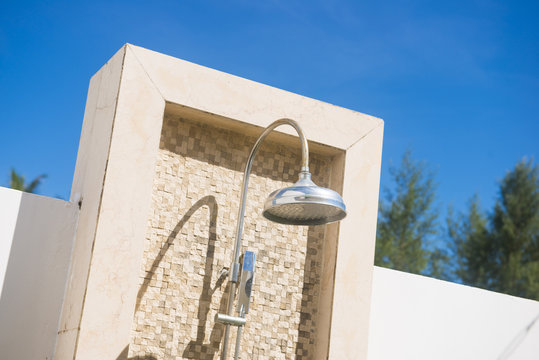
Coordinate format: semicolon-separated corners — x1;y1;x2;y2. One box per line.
220;118;309;360
233;308;246;360
221;281;236;360
234;324;243;360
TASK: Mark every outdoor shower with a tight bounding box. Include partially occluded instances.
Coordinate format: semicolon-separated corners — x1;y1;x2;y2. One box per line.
216;118;347;359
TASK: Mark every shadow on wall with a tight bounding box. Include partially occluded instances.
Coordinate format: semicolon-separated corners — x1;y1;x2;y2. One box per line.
294;226;325;358
117;116;332;359
116;195;228;360
498;313;539;360
163;116;330;359
116;346;155;360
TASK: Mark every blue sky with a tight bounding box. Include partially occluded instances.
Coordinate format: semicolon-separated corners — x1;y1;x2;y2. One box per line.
1;0;537;220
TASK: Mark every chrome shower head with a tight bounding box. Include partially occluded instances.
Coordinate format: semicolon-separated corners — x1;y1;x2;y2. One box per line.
263;171;346;225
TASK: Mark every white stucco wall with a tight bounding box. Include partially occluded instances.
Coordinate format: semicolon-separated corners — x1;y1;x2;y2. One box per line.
0;188;21;296
368;266;539;360
0;187;79;360
3;182;538;360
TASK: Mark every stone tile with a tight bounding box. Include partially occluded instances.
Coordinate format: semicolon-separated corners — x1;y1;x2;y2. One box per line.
128;114;330;359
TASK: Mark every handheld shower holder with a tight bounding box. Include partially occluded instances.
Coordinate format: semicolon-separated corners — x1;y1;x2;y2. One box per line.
216;313;246;327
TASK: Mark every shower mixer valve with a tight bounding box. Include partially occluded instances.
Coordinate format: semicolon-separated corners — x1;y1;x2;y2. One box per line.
236;251;256;315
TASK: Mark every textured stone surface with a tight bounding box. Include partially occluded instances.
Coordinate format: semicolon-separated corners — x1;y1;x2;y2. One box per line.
128;114;331;359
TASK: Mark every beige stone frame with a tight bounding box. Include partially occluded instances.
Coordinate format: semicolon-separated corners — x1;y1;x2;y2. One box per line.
54;44;384;360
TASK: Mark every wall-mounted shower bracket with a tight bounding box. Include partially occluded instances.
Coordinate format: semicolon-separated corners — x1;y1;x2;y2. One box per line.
216;313;246;327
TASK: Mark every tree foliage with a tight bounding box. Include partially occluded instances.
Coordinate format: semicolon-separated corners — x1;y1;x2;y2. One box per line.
448;196;490;287
375;150;444;276
9;169;47;193
450;159;539;300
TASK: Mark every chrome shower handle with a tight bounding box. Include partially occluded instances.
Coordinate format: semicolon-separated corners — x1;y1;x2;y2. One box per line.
236;251;256;315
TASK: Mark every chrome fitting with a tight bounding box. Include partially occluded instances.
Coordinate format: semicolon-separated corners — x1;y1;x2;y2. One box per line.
216;313;246;327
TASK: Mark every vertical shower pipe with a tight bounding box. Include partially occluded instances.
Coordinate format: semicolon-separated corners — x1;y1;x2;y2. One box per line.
221;118;310;360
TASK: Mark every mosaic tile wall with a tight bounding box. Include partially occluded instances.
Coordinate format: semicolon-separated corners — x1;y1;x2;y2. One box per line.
128;114;332;359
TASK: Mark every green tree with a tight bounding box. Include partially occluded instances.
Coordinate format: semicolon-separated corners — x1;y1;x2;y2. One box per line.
448;195;491;287
375;150;444;276
9;169;47;193
450;159;539;300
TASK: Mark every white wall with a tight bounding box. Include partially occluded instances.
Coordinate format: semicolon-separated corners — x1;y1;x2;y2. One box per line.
368;266;539;360
0;188;21;296
2;184;539;360
0;187;79;360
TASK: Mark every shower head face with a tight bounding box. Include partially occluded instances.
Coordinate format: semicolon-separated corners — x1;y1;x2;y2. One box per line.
263;172;347;226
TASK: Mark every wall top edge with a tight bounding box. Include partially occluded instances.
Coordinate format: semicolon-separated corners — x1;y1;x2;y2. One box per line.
373;266;539;305
0;186;75;207
117;43;383;150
